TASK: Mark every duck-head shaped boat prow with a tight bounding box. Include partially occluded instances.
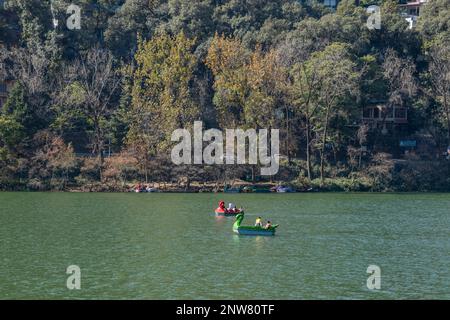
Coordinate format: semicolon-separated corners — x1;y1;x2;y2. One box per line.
233;213;278;236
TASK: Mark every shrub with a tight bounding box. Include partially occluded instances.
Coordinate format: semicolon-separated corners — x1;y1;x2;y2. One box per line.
103;153;139;187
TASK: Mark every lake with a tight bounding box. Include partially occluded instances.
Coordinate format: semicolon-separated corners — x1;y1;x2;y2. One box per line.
0;192;449;299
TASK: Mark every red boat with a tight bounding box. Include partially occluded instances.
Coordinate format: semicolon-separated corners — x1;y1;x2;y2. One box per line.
215;201;244;216
215;208;244;216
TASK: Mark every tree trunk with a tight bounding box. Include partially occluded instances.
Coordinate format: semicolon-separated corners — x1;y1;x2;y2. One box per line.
144;161;148;183
358;148;363;170
94;116;104;181
444;94;450;145
286;106;291;164
320;108;330;186
185;176;190;191
306;118;312;181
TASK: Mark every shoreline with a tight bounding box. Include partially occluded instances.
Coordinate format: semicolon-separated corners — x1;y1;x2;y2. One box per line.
3;162;450;193
1;191;450;194
2;187;450;194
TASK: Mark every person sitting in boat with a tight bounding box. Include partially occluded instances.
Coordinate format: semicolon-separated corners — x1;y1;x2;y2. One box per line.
228;203;236;213
217;200;226;213
255;216;263;227
264;220;272;229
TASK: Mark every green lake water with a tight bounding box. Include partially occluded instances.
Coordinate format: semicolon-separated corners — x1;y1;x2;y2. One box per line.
0;192;449;299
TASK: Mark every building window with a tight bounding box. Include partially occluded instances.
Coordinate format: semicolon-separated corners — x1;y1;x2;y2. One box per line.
363;108;372;118
0;83;7;93
410;8;418;15
395;108;407;119
373;108;380;119
385;107;394;118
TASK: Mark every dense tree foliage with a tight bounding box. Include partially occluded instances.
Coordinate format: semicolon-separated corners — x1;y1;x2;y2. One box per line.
0;0;449;191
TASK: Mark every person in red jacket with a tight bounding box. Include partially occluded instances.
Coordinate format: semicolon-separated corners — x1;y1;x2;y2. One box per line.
217;200;226;213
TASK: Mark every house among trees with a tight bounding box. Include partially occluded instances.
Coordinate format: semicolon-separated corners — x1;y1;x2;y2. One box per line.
399;0;429;29
362;102;408;133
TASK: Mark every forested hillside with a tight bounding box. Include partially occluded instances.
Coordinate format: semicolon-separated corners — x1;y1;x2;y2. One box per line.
0;0;449;192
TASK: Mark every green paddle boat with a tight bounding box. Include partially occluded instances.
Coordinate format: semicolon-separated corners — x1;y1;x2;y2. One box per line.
232;213;278;236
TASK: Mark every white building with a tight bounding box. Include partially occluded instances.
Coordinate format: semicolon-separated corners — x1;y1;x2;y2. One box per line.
399;0;429;29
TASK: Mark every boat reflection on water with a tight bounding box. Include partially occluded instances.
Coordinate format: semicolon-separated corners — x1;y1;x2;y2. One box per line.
232;233;270;253
214;214;227;226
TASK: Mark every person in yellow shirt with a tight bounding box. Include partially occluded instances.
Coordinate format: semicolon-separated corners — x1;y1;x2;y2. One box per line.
255;217;263;227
